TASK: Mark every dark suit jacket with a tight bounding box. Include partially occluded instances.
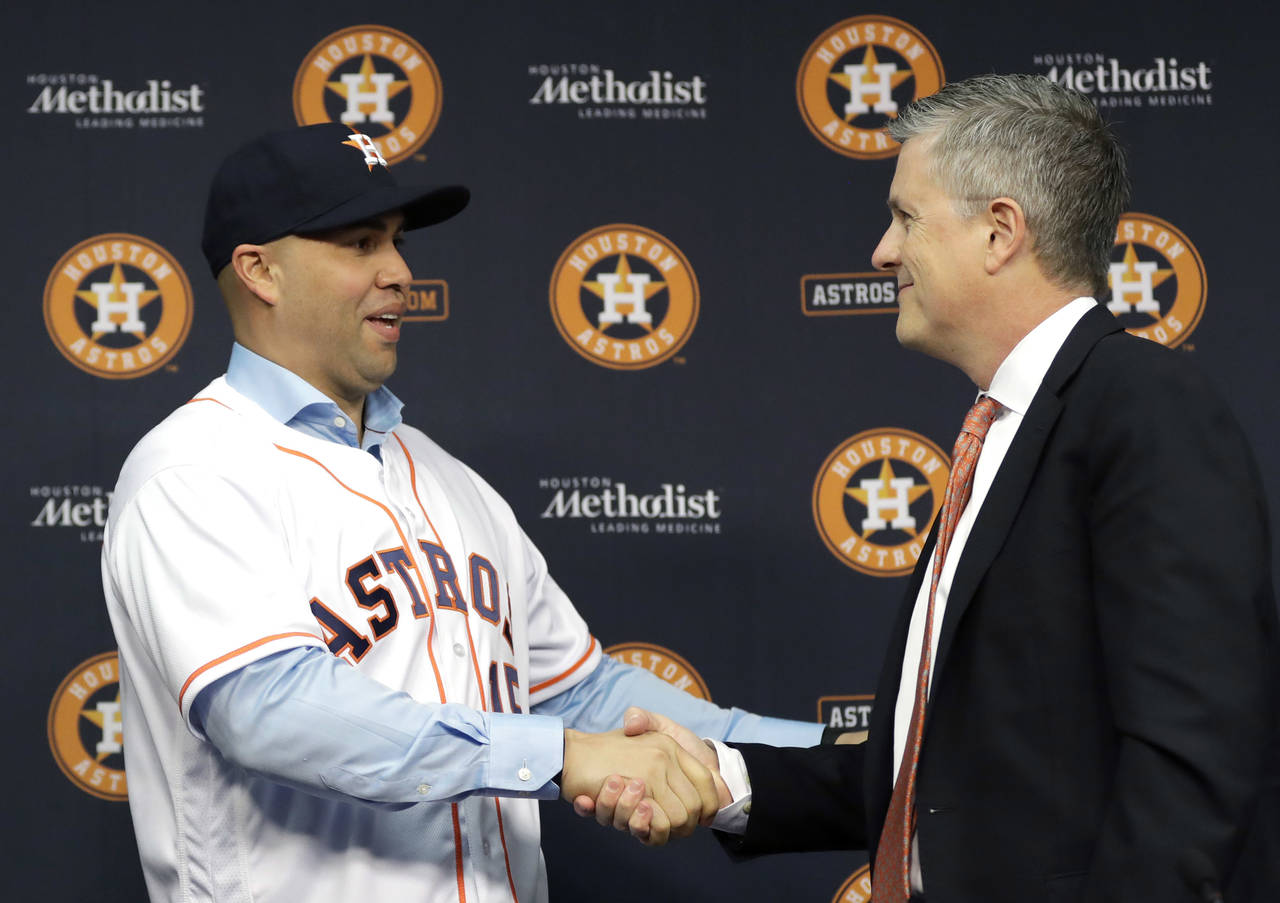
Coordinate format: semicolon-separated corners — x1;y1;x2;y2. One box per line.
727;306;1279;902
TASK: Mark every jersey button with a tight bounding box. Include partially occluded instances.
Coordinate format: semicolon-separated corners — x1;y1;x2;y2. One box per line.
453;642;465;657
482;839;492;855
417;783;431;796
517;767;533;782
333;416;346;428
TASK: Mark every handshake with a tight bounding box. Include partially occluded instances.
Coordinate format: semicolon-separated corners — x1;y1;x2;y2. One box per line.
560;706;729;846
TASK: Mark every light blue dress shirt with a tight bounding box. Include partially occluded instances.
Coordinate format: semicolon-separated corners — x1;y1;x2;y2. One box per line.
193;344;822;807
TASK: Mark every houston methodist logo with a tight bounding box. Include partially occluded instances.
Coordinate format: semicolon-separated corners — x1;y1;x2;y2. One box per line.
30;483;111;544
550;224;699;369
44;233;193;378
1103;213;1206;348
294;25;443;165
48;652;127;800
813;429;950;576
797;16;944;159
605;642;710;699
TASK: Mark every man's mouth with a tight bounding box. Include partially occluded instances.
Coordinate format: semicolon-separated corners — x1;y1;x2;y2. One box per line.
365;312;402;340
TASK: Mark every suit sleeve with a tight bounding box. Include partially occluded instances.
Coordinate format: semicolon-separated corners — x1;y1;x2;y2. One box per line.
1081;343;1278;897
715;741;869;857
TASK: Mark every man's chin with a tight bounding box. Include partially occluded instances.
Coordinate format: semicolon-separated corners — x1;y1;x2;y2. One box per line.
895;316;941;359
894;314;917;350
358;352;397;391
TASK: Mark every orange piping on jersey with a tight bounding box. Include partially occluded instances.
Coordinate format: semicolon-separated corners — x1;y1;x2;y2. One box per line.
460;624;488;713
392;434;446;545
393;434;491;710
178;631;321;712
530;636;599;694
451;803;468;903
493;798;520;903
395;434;518;903
186;397;233;410
273;443;449;704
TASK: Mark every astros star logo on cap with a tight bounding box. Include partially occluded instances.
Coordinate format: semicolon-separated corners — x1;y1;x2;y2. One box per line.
342;129;388;171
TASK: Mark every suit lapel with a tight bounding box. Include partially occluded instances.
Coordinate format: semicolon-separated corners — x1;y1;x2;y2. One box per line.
929;304;1123;692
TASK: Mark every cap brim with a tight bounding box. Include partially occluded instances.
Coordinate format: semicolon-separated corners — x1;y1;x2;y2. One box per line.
293;183;470;236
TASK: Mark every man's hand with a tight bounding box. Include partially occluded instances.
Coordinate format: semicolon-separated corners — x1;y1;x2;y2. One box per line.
560;727;719;844
572;707;732;843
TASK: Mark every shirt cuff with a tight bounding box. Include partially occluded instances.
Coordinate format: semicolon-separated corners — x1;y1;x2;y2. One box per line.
486;711;565;800
707;738;751;834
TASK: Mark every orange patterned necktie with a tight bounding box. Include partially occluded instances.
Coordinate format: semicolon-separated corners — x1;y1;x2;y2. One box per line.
871;395;1002;902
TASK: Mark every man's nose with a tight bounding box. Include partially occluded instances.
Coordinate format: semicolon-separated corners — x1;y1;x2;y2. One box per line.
380;249;413;289
871;226;900;271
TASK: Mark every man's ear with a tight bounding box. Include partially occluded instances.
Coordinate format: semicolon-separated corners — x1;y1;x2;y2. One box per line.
229;243;280;305
983;196;1028;275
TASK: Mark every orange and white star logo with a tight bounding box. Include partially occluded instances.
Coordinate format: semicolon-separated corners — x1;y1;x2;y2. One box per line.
44;234;192;379
1104;213;1206;348
796;16;944;160
550;224;699;370
813;428;951;576
294;25;443;165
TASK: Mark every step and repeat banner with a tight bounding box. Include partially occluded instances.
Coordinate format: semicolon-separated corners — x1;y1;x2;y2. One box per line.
6;1;1276;900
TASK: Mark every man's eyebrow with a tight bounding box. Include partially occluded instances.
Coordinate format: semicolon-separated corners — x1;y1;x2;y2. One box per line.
885;197;905;214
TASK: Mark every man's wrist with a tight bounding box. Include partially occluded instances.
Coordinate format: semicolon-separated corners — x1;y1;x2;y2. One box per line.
706;738;751;833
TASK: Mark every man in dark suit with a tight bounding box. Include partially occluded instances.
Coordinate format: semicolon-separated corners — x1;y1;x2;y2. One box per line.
580;74;1279;901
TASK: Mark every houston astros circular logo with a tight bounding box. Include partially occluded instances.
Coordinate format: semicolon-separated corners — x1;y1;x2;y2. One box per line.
550;224;699;370
813;428;950;576
831;865;872;903
293;24;442;165
1104;213;1206;348
47;651;128;801
605;642;710;699
44;233;193;379
797;16;944;159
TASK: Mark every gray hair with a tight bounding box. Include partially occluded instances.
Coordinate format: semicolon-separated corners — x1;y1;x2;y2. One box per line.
887;74;1129;296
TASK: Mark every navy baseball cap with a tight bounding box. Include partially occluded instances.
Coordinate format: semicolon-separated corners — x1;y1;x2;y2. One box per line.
201;122;469;276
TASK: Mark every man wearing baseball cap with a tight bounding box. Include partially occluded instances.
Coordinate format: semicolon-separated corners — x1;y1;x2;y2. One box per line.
101;122;820;903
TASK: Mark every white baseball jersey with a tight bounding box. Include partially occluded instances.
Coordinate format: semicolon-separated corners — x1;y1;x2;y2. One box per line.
102;376;602;903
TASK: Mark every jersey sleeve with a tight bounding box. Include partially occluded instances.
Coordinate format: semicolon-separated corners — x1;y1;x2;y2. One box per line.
515;526;603;706
104;463;325;731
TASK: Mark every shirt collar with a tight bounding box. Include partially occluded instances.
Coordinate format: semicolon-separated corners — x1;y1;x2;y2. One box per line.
985;297;1097;416
225;342;404;443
